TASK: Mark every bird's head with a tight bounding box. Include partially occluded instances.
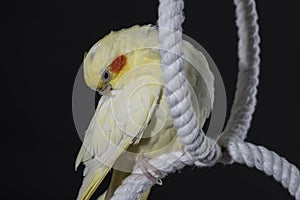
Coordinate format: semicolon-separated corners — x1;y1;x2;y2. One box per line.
84;42;128;95
82;25;159;95
84;50;127;95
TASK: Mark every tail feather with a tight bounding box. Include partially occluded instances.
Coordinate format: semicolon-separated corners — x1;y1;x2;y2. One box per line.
96;191;107;200
77;159;110;200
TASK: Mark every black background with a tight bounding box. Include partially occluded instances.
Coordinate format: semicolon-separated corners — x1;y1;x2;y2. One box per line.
3;0;300;199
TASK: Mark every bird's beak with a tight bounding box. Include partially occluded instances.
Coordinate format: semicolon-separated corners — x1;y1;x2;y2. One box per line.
97;84;112;96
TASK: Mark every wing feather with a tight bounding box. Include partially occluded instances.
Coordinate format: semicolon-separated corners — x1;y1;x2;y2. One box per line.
76;75;162;200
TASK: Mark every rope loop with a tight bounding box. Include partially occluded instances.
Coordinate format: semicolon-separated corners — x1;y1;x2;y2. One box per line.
110;1;300;199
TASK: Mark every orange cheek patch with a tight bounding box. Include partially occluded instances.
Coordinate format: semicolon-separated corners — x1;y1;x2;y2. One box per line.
110;55;126;73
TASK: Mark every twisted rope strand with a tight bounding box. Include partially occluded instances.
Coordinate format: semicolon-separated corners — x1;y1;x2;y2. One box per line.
228;140;300;199
111;151;200;200
219;0;260;148
157;0;221;164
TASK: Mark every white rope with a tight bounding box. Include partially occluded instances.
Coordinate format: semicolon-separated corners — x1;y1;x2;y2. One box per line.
228;140;300;199
109;0;300;199
220;1;300;198
110;151;200;200
219;0;260;158
156;0;221;164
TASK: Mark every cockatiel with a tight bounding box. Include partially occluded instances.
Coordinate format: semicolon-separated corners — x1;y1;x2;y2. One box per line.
76;25;215;200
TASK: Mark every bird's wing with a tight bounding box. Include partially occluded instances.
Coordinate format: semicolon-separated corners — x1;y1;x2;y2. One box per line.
75;76;162;200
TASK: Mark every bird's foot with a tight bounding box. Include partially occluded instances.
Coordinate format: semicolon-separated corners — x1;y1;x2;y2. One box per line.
136;156;163;185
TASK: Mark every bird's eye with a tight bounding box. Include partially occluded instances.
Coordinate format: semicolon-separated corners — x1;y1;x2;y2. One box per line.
101;69;111;83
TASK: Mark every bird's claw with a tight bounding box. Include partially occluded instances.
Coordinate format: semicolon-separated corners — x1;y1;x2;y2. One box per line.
137;157;163;186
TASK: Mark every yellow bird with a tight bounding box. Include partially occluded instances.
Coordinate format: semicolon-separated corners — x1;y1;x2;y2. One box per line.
76;25;215;200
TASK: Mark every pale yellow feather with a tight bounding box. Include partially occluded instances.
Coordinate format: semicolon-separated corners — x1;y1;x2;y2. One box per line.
76;71;163;200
